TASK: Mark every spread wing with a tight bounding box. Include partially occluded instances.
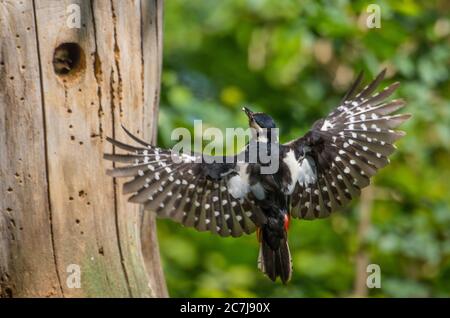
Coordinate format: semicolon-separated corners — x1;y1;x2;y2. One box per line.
284;69;411;219
104;126;265;237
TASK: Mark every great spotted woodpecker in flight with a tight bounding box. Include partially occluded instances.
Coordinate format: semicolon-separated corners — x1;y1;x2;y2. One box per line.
104;70;410;283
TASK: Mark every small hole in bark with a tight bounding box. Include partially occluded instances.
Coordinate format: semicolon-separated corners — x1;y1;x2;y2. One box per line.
69;124;73;128
79;141;83;145
86;201;91;206
53;43;85;81
3;287;13;298
6;208;12;212
75;219;80;224
69;197;74;201
70;136;75;141
98;247;104;255
7;187;13;193
67;108;72;113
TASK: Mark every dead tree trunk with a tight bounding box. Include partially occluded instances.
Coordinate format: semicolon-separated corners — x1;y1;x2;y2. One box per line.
0;0;167;297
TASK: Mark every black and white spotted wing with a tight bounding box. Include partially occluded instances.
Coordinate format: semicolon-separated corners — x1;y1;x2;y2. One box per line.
284;69;411;219
104;127;264;237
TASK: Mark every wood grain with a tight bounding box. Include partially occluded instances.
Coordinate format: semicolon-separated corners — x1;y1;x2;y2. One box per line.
0;0;62;297
0;0;166;297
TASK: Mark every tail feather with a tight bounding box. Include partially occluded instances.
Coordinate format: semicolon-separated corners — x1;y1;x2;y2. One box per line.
258;237;292;283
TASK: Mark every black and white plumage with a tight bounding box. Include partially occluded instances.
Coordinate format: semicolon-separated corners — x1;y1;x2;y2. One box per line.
105;131;263;237
104;70;410;283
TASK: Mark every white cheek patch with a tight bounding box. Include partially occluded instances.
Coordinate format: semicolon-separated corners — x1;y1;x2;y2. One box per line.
257;135;269;143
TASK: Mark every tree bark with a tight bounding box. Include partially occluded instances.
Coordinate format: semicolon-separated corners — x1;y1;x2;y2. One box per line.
0;0;167;297
353;187;373;297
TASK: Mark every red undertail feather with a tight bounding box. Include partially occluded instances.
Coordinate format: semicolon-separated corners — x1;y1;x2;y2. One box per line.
284;214;290;232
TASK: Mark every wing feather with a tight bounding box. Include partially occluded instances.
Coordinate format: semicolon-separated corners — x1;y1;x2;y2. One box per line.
104;127;260;237
285;70;410;219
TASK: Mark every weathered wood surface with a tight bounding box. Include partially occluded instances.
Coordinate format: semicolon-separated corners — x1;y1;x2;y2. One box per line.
0;0;167;297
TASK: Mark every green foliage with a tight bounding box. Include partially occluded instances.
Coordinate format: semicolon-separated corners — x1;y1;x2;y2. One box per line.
157;0;450;297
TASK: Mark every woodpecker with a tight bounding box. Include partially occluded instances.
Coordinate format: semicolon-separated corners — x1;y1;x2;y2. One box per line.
104;70;410;283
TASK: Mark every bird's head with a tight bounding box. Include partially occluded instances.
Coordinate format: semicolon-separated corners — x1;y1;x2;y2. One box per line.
242;107;278;142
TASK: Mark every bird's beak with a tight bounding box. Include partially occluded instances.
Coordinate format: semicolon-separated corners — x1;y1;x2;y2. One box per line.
242;107;254;120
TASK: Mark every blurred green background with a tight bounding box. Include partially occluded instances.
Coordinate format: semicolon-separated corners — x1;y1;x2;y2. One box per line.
156;0;450;297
